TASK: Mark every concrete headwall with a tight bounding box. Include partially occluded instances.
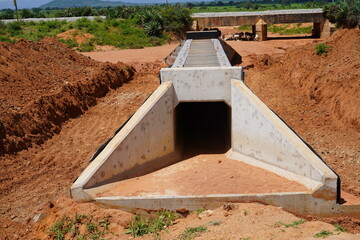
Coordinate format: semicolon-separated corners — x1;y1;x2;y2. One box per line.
161;67;243;105
71;82;178;201
230;80;338;201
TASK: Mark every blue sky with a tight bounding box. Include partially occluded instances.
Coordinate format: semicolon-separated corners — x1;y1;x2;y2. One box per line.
0;0;51;9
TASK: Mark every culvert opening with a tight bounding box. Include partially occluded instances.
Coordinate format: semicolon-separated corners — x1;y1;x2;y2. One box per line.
175;102;231;157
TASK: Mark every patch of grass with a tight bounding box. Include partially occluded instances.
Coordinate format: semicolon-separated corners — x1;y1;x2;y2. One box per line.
243;209;250;216
314;230;333;238
47;214;111;240
180;226;207;240
315;43;332;56
272;220;306;229
58;38;79;48
195;208;205;214
0;34;14;43
334;223;346;232
267;24;312;35
237;25;252;31
78;39;95;52
284;219;307;228
125;211;177;237
207;220;223;226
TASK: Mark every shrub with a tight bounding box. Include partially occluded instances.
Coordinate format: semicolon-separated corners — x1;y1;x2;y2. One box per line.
323;0;360;28
0;34;14;43
126;211;177;237
180;226;207;239
315;43;332;56
58;38;79;48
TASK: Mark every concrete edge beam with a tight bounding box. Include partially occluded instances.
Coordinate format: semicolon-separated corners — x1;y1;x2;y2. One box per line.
92;192;360;217
172;40;192;68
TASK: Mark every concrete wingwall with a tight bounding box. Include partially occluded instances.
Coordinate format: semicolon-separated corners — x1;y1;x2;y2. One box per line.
71;82;179;201
229;80;338;201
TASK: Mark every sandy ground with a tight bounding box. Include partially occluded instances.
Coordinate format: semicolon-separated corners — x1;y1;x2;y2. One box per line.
95;154;309;197
82;43;179;64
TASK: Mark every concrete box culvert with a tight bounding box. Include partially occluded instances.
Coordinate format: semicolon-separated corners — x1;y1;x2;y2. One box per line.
71;33;360;217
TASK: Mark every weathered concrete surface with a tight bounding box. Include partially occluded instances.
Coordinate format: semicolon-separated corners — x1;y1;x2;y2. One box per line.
192;9;324;28
230;80;338;201
71;82;179;201
160;67;243;105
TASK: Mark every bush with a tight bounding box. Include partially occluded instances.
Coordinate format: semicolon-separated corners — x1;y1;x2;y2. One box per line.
315;43;332;56
58;38;79;48
323;0;360;28
126;211;177;237
0;35;14;43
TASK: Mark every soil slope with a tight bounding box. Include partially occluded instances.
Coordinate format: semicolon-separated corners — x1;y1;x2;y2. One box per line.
244;29;360;197
0;38;134;155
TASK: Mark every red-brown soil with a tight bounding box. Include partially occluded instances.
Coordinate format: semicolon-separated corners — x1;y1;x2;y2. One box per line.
56;29;95;45
244;29;360;198
0;38;134;155
1;29;360;239
96;154;309;197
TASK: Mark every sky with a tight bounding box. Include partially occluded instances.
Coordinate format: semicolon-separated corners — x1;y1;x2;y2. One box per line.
0;0;51;9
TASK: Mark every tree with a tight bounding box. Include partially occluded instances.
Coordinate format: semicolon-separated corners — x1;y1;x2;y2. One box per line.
20;9;34;19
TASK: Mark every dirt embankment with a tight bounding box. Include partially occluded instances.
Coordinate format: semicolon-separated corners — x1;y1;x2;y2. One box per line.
280;29;360;130
0;38;135;155
244;29;360;197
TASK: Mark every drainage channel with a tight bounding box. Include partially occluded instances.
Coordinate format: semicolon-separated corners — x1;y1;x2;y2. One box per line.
71;30;360;218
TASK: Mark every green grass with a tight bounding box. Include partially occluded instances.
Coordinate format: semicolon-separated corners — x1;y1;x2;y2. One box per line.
284;219;307;228
315;43;332;56
125;211;177;237
268;23;312;35
180;226;207;240
237;25;252;31
314;230;333;238
334;223;346;232
47;214;111;240
0;5;192;50
0;18;169;50
273;219;307;228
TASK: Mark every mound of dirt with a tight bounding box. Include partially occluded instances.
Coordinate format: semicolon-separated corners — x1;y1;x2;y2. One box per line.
280;29;360;130
56;29;95;45
0;38;134;155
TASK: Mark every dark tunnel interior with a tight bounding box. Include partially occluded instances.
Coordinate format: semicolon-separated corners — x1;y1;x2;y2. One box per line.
175;102;231;158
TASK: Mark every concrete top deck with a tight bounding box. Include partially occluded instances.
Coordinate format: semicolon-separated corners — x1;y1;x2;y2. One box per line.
192;8;325;27
184;40;220;67
172;39;231;68
192;8;323;18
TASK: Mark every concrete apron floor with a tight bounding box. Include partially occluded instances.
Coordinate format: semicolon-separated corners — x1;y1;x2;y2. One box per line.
87;154;310;198
84;154;360;216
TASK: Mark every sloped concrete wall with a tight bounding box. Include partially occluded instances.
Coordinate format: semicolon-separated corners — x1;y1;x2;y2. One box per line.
71;82;178;201
230;80;338;201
